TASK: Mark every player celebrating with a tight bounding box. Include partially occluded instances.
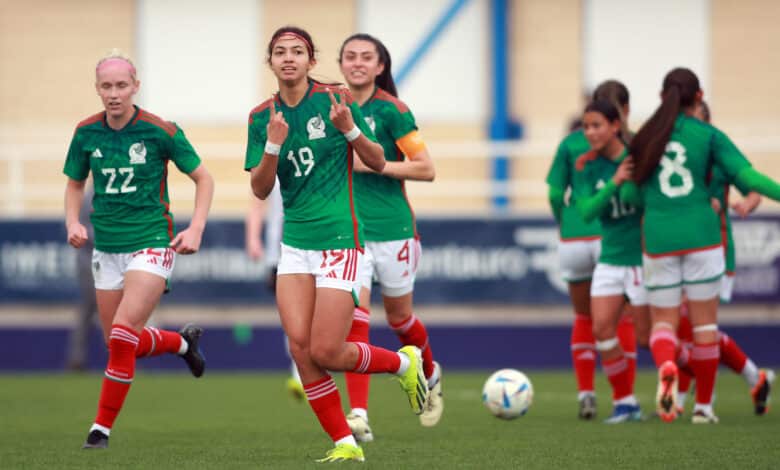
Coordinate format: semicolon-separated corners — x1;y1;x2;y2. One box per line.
245;26;428;463
64;51;214;449
546;80;635;419
627;67;780;423
575;100;645;423
337;33;440;442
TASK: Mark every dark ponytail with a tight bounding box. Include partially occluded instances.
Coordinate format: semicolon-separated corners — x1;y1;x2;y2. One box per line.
631;68;700;184
339;33;398;97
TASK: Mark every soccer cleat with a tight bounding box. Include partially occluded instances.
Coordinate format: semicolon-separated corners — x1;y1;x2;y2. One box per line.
179;324;205;378
603;404;643;424
751;369;774;416
420;361;444;427
691;409;719;424
315;443;365;463
82;430;109;449
655;360;679;423
397;345;429;415
346;412;374;443
578;394;597;420
286;376;305;402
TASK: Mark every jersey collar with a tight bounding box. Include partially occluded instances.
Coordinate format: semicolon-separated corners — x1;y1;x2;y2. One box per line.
102;105;140;132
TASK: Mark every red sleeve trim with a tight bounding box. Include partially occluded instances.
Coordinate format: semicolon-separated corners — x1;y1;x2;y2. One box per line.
76;112;106;129
373;89;409;113
136;109;177;136
310;83;353;104
249;96;277;124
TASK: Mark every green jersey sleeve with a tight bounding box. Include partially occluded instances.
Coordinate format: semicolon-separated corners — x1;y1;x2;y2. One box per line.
380;102;417;141
712;128;751;180
63;129;90;181
169;125;202;174
245;101;271;170
546;140;570;190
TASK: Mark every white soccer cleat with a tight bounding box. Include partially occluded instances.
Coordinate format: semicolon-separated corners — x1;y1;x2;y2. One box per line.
346;412;374;443
420;361;444;427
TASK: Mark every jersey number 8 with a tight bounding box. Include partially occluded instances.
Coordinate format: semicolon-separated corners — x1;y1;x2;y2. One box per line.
659;141;694;198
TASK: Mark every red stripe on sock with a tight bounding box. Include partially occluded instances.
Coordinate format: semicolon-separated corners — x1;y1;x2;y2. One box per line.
603;356;633;400
303;375;351;442
718;332;748;373
390;314;434;378
571;314;595;393
135;327;183;357
691;342;720;406
345;310;371;410
649;329;678;368
95;326;138;429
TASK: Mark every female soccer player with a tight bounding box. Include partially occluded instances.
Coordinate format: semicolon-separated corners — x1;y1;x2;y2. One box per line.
245;26;428;463
674;101;774;416
575;100;645;423
336;33;440;442
546;80;635;419
64;51;215;448
628;67;780;423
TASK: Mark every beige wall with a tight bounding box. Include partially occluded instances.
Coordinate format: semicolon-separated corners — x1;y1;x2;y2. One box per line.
0;0;136;130
2;0;780;216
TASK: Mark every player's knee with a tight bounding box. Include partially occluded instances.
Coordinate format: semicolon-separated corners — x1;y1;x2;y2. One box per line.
591;320;616;342
309;340;342;369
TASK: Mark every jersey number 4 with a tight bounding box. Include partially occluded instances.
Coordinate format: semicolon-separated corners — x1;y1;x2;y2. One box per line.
101;167;137;194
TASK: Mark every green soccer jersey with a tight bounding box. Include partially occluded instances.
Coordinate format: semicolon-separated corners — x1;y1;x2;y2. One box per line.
546;130;601;240
353;87;418;242
578;150;642;266
63;107;202;253
244;81;377;250
639;114;751;255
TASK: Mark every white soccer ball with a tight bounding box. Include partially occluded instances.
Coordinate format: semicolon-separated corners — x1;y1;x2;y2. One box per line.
482;368;533;419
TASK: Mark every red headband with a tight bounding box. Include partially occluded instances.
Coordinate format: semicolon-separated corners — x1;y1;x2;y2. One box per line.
271;32;314;58
96;57;137;79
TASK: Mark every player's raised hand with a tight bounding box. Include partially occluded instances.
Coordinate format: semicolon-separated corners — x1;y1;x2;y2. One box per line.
66;222;88;248
612;156;634;185
266;98;288;146
328;88;355;133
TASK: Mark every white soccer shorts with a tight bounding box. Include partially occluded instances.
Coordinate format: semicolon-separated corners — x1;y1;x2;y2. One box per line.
360;238;421;297
591;263;648;306
92;248;176;290
558;238;601;282
643;246;724;307
277;242;363;293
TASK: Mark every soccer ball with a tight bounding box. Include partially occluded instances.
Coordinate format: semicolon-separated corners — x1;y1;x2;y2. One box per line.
482;369;533;419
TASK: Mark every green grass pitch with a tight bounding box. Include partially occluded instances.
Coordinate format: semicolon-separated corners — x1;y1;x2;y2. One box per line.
0;370;777;469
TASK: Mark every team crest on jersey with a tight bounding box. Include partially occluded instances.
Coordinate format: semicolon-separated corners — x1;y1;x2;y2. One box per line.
90;148;103;158
364;116;376;133
129;142;147;164
307;114;326;140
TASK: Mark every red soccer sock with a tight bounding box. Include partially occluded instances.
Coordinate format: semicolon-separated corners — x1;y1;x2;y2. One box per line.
571;314;596;394
135;326;183;358
678;362;693;394
602;355;633;401
390;314;434;379
719;331;748;373
351;341;401;374
345;307;371;410
94;325;139;429
617;315;637;388
304;375;352;442
690;342;720;406
649;328;678;368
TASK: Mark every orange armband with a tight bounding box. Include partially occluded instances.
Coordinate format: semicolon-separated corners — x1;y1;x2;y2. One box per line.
396;131;427;157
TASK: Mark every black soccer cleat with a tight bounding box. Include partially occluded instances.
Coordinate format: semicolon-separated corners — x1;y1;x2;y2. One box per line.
179;324;205;378
82;430;109;449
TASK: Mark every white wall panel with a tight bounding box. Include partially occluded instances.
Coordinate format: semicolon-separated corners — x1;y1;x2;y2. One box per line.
137;0;258;124
359;0;487;123
584;0;710;122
